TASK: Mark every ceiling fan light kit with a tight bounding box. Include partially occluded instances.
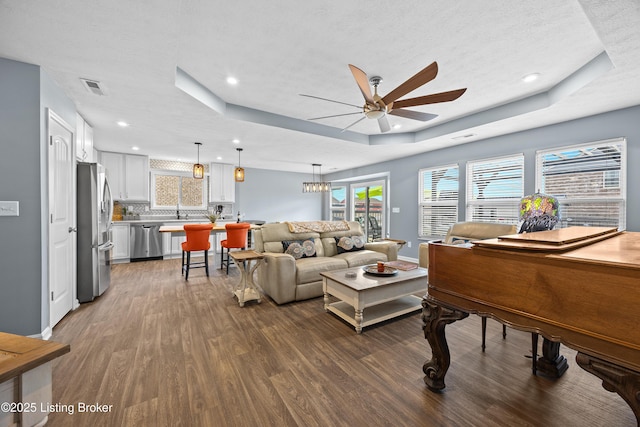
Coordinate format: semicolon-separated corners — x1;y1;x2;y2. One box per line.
302;61;466;134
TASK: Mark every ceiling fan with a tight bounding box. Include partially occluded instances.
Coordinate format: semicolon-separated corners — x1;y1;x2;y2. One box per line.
301;62;467;133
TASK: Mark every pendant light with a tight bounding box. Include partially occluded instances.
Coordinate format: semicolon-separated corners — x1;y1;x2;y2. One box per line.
234;148;245;182
193;142;204;179
302;163;331;192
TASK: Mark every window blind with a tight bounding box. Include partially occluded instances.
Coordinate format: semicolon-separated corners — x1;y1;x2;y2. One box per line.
536;138;626;228
466;154;523;224
418;164;458;238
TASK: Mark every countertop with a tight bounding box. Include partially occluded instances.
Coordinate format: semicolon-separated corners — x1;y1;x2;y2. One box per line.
113;218;265;225
113;217;233;224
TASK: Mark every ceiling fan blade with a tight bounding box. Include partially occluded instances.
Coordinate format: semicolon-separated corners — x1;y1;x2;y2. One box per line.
308;112;363;121
381;61;439;105
389;109;438;122
341;116;366;132
391;88;468;109
348;64;375;104
299;94;362;109
378;116;390;133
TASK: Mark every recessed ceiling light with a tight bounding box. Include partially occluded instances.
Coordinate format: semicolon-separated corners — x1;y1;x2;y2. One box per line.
392;124;401;130
226;76;238;85
216;156;222;160
522;73;540;83
116;121;129;127
131;146;139;151
232;139;240;144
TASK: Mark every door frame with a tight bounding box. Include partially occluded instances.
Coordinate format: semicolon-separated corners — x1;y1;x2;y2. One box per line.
349;178;387;241
47;109;77;330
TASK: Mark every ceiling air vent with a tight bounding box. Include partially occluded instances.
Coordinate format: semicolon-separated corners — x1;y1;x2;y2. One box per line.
80;78;106;96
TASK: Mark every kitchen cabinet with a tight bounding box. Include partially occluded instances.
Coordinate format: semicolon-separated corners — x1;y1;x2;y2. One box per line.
210;163;235;202
100;151;149;201
75;114;94;162
111;223;130;262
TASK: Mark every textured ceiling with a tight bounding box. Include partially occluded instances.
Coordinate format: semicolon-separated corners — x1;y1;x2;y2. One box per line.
0;0;639;174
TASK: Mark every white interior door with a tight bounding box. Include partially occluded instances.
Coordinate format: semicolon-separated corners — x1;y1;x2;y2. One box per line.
48;110;75;327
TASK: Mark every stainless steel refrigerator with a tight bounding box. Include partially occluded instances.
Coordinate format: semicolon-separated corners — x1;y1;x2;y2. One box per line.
77;162;114;303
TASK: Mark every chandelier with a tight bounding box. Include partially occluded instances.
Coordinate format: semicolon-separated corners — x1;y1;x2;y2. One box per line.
302;163;331;192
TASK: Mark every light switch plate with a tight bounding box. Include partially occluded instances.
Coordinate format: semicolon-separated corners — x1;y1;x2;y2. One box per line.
392;207;400;213
0;201;19;216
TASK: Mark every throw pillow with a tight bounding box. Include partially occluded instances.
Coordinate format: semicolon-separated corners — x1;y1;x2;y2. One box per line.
335;236;365;254
282;239;316;259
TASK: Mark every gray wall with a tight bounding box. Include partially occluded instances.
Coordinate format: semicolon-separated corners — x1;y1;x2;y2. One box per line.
327;105;640;260
234;168;322;223
0;58;75;336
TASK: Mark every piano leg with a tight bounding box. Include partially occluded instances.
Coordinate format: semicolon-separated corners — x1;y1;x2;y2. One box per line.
421;297;468;391
536;339;569;378
576;352;640;425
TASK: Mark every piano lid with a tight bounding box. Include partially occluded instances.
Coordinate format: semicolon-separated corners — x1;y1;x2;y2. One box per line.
473;226;621;251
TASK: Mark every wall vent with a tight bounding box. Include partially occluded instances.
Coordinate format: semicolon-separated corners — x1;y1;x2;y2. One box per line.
80;78;106;96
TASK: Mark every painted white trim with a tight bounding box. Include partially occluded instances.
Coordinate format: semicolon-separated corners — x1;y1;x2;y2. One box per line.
31;326;52;340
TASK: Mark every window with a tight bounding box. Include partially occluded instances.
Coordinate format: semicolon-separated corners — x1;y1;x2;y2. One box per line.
466;154;523;224
536;138;626;228
151;171;207;210
330;185;347;220
419;164;459;238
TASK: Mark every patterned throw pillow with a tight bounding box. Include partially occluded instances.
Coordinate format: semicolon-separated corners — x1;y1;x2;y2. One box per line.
282;240;316;259
335;236;365;254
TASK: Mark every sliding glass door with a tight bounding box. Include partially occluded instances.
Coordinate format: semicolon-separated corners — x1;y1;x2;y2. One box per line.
351;180;385;242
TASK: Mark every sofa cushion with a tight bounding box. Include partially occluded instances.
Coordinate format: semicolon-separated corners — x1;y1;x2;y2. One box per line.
295;257;348;285
282;239;317;259
335;249;387;267
335;236;366;254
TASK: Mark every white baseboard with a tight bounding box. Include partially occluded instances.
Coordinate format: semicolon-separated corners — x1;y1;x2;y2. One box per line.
397;255;418;263
35;327;52;341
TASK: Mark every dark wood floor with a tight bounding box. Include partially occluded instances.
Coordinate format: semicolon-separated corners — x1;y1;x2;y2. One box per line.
48;258;635;426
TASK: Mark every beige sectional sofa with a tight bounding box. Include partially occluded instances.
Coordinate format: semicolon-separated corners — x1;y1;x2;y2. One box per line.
418;221;517;268
254;221;398;304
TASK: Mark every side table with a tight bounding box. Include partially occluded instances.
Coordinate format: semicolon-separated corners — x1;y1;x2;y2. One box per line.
229;250;264;307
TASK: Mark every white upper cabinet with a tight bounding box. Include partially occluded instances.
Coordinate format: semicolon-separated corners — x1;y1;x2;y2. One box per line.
125;154;149;200
210;163;236;202
100;151;149;201
75;114;94;162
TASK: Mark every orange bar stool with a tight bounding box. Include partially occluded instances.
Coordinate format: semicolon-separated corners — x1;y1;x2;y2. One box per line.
220;223;250;274
181;223;213;280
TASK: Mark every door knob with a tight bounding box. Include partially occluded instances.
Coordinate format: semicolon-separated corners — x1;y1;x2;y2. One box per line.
68;227;77;233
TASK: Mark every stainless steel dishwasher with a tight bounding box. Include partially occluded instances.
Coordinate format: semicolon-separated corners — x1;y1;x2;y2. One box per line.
130;223;163;261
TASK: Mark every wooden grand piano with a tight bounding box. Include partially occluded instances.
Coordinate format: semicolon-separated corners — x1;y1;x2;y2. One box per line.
422;227;640;424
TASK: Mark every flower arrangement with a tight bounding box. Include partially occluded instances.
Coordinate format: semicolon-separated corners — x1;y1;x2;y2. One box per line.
206;213;219;223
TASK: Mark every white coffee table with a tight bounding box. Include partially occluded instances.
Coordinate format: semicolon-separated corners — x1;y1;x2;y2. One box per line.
321;265;428;333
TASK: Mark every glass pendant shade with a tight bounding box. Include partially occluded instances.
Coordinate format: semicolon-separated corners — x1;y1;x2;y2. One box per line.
193;163;204;179
235;148;244;182
234;166;245;182
193;142;204;179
